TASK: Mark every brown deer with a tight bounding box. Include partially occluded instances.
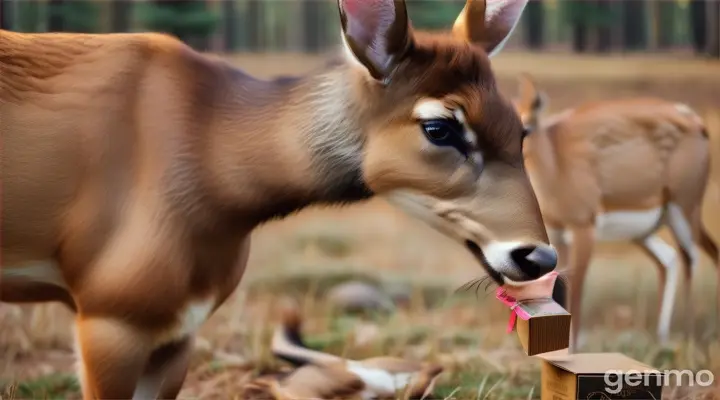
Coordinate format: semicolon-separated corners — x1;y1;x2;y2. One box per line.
512;74;719;350
0;0;560;398
243;297;443;399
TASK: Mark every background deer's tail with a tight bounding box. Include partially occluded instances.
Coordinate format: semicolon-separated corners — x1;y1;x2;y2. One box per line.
271;299;344;367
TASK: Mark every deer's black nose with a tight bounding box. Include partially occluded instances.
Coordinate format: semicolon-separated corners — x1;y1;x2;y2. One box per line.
510;244;557;280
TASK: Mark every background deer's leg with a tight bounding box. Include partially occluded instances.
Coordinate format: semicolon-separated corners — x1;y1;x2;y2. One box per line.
667;204;700;342
567;225;595;352
634;234;679;345
74;316;152;400
133;336;193;399
547;225;569;271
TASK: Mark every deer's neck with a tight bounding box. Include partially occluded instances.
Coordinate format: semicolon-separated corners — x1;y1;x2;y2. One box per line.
201;56;374;229
523;116;561;193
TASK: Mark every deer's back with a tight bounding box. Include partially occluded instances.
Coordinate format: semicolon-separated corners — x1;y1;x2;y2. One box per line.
0;30;202;267
551;98;708;211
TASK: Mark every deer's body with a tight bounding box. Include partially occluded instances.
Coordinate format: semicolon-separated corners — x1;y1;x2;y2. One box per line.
513;76;719;349
1;1;560;397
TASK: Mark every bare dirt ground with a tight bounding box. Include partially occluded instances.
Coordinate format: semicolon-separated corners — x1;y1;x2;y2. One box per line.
1;51;719;399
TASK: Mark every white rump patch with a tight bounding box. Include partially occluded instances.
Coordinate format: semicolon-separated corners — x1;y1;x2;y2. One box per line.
564;207;664;243
594;207;663;241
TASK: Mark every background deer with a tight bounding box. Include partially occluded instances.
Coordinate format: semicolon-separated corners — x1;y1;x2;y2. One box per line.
512;74;719;350
0;0;560;398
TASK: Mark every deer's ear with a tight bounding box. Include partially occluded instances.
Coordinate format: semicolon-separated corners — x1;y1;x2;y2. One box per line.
452;0;528;57
518;73;538;106
533;91;548;111
338;0;412;82
519;73;547;111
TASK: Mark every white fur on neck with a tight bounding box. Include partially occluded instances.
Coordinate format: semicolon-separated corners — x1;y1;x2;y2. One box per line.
303;68;365;183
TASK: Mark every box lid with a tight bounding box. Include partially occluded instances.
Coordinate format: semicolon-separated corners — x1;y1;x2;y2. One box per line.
535;349;658;374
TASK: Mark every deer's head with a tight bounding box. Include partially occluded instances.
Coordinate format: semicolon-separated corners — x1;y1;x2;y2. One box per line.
333;0;557;287
512;73;548;135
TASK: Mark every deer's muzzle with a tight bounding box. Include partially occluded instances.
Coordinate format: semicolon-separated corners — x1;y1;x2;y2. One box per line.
384;190;557;287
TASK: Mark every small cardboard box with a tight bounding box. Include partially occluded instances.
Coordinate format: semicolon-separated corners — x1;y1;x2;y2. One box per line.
513;298;571;356
496;289;571;356
537;350;664;400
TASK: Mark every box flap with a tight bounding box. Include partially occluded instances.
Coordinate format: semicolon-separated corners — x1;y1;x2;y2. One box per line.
516;298;570;319
535;350;658;374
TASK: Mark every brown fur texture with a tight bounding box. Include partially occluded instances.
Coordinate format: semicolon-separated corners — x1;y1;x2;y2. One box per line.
1;1;555;398
512;73;719;349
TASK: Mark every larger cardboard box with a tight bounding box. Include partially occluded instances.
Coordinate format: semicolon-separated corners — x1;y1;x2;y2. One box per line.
537;350;664;400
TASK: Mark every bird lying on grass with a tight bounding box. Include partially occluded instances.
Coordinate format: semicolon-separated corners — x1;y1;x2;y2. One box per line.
243;299;444;399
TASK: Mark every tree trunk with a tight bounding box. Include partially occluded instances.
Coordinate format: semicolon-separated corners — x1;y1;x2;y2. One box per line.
246;0;262;51
572;23;587;53
690;0;707;54
17;0;42;32
222;0;238;52
1;0;14;30
303;0;322;53
595;0;612;53
708;1;720;57
194;0;210;51
622;0;646;51
657;1;675;49
48;0;65;32
524;0;544;50
110;0;131;33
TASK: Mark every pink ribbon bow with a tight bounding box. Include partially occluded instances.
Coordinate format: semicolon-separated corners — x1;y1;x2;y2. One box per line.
495;271;558;333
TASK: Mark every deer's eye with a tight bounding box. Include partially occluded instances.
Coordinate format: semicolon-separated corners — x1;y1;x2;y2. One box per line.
421;119;468;157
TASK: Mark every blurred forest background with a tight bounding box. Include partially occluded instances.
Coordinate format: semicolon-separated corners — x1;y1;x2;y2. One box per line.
1;0;719;58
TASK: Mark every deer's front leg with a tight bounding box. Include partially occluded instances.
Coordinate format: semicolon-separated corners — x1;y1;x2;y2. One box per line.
135;337;194;399
74;317;152;399
75;317;195;400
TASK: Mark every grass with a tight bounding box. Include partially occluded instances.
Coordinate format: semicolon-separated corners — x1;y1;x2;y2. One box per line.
1;51;720;399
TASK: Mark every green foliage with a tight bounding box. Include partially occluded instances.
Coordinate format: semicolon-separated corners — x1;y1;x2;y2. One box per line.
138;1;219;41
560;1;618;27
17;1;45;32
48;0;100;33
406;0;465;31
